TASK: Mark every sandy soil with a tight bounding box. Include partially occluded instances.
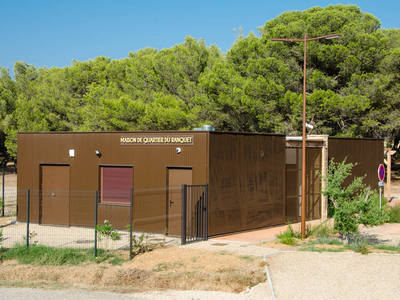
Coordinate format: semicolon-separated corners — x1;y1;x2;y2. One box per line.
0;246;265;294
0;217;13;227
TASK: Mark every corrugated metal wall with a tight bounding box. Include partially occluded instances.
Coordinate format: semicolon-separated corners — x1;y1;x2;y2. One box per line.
328;137;384;189
17;132;382;237
208;133;286;236
17;131;209;233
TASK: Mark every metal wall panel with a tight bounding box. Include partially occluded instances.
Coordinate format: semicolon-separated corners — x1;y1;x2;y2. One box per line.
328;138;384;189
17;131;209;233
208;133;286;236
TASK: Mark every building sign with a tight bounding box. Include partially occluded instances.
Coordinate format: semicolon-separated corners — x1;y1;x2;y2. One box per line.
120;135;194;145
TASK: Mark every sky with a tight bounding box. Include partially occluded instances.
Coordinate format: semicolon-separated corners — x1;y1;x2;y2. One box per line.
1;0;400;73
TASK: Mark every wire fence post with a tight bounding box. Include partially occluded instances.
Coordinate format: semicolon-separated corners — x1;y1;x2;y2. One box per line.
129;187;133;259
1;163;4;217
26;189;30;248
181;184;187;245
94;190;98;258
204;184;208;241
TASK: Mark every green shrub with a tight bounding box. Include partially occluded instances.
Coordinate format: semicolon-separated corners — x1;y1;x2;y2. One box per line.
388;204;400;223
315;236;343;245
96;220;121;241
277;224;301;245
357;190;389;226
346;236;370;255
131;233;158;258
311;223;336;239
322;159;389;236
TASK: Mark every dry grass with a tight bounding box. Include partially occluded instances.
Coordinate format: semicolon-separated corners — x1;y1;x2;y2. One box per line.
0;246;265;293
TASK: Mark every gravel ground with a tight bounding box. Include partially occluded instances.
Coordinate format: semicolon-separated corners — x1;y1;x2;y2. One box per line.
267;251;400;300
181;239;281;256
361;223;400;246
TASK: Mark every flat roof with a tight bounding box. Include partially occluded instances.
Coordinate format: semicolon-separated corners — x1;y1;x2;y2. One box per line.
18;130;285;137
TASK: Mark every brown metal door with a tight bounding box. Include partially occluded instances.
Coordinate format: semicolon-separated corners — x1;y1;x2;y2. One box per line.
41;165;70;225
168;168;192;236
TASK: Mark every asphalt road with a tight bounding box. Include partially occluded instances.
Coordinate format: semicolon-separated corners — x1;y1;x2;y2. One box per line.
0;287;262;300
0;288;148;300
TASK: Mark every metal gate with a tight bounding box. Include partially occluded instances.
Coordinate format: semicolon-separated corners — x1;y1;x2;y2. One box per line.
181;184;208;245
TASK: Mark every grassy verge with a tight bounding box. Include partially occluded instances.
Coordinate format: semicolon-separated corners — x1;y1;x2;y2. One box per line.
276;222;335;246
0;246;265;293
388;204;400;223
372;244;400;253
299;236;400;255
299;244;347;253
0;244;126;265
277;223;400;255
276;224;301;245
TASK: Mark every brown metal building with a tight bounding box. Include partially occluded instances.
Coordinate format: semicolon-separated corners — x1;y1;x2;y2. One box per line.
16;132;383;238
328;137;384;189
17;131;286;237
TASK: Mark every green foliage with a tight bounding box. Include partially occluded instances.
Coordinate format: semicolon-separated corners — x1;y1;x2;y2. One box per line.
314;237;343;245
131;233;157;258
277;224;301;245
373;244;400;253
322;159;389;235
388;204;400;223
96;220;121;241
0;228;3;244
299;244;346;253
310;223;337;239
0;244;122;265
346;236;370;254
1;5;400;159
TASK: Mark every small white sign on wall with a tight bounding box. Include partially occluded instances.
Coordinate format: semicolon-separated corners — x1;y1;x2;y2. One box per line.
69;149;75;158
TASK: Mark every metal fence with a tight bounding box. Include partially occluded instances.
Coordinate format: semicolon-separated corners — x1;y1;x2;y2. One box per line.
0;189;189;257
1;185;207;255
0;190;16;217
0;190;134;257
181;184;208;245
1;163;17;217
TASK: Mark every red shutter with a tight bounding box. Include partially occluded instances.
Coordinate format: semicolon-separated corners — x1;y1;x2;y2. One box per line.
101;167;132;204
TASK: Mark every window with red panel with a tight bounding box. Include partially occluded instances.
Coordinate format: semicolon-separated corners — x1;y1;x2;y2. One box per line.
100;166;133;204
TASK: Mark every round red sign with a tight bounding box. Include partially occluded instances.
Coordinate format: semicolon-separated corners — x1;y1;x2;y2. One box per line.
378;164;385;181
